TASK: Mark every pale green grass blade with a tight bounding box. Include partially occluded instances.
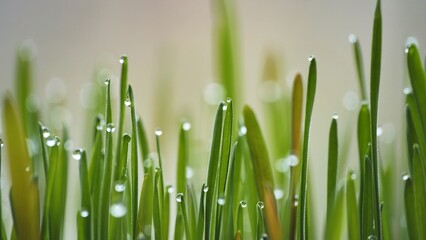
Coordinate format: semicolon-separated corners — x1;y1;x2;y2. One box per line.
205;102;224;239
236;200;247;239
76;150;92;240
405;106;417;174
349;34;368;101
115;56;128;176
243;105;280;240
357;103;370;227
174;213;184;240
346;171;360;240
403;176;419;240
325;185;346;240
256;201;266;239
164;185;171;240
0;139;7;240
325;116;339;239
298;56;317;240
361;156;379;239
186;183;198;240
108;178;129;240
221;141;238;239
127;85;139;238
369;0;383;237
136;165;154;239
38;123;49;180
177;121;190;196
3;95;40;240
412;145;426;239
153;169;162;240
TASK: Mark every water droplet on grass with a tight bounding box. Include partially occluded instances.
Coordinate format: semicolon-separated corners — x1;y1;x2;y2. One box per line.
186;167;194;179
125;97;131;107
240;201;247;208
203;185;209;193
80;209;89;218
351;172;357;180
217;196;225;206
72;149;83;160
348;34;357;43
403;87;412;95
42;126;51;138
239;126;247;136
176;193;183;203
155;128;163;136
343;91;359;111
182;122;191;131
274;189;284;199
115;182;126;192
402;173;410;181
25;166;30;172
368;235;377;240
308;55;315;62
55;136;61;146
46;136;57;147
119;56;127;64
167;186;175;193
376;126;383;136
257;201;264;209
110;203;127;218
0;139;3;148
288;154;299;167
105;78;111;85
222;104;228;111
106;123;115;133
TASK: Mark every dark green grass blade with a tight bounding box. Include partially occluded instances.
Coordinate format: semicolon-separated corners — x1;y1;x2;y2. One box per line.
289;74;303;240
403;176;419;240
137;116;150;173
256;201;266;239
128;85;139;238
406;93;426;170
243;105;280;240
3;95;40;240
412;145;426;239
153;169;162;240
349;34;368;101
361;156;379;239
197;184;207;239
298;56;317;240
76;150;92;240
357;103;370;229
164;185;171;240
369;0;383;237
326;116;339;237
38;123;49;180
177;121;190;196
346;171;360;240
236;201;247;239
136;166;154;239
176;194;192;240
205;102;224;239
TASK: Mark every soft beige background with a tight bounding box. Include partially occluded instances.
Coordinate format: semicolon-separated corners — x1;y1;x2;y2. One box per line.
1;0;426;238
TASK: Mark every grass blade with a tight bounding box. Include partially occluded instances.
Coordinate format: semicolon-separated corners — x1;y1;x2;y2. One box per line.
298;56;317;240
0;139;7;240
115;56;128;176
136;165;154;239
346;171;360;240
176;193;192;240
76;149;92;240
177;121;190;196
197;184;207;239
349;34;368;101
411;145;426;239
2;94;40;240
137;116;150;173
243;105;280;240
403;175;419;240
325;185;346;240
153;168;162;240
236;200;247;239
361;155;379;239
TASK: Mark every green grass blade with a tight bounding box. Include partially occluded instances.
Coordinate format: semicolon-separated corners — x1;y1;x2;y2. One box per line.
298;56;317;240
369;0;383;237
136;165;154;239
205;102;224;239
164;185;172;240
412;145;426;239
361;156;379;239
176;193;192;240
109;177;129;240
115;56;128;176
325;185;346;240
0;139;7;240
137;116;150;172
349;34;368;101
406;93;426;172
152;168;162;240
76;149;92;240
186;183;198;240
256;201;266;239
2;94;40;240
177;121;190;196
174;213;184;240
236;200;247;239
405;106;417;175
38;123;49;180
197;184;207;239
403;176;419;240
127;85;139;238
243;105;280;240
326;115;339;238
346;171;360;240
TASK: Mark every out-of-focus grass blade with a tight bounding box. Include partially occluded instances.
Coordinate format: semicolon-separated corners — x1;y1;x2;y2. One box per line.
99;79;114;240
403;175;419;240
0;139;7;240
325;185;345;240
127;85;139;238
197;184;207;239
177;121;190;196
405;106;417;174
369;0;383;237
137;116;150;173
346;171;360;240
3;94;40;240
236;200;247;239
289;74;303;240
325;115;339;239
221;141;238;239
361;156;379;239
174;213;184;240
76;149;92;240
136;165;154;239
152;168;162;240
406;93;426;171
108;177;129;240
349;34;368;101
186;183;198;240
243;105;280;240
298;56;317;240
164;185;172;240
205;102;224;239
256;201;266;239
412;145;426;239
38;123;49;180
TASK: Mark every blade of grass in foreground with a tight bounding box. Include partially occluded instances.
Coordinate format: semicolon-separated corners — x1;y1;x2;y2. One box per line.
243;105;281;240
326;185;346;240
2;94;40;240
197;184;207;239
411;145;426;239
76;149;92;240
361;156;378;239
403;175;419;240
346;171;360;240
298;56;317;240
136;164;154;239
369;0;383;237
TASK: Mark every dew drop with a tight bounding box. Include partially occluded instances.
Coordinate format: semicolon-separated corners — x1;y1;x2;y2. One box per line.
104;78;111;85
80;209;89;218
274;189;284;200
275;157;290;173
96;120;104;131
186;167;194;179
110;203;127;218
124;97;131;107
119;56;127;64
402;173;410;181
55;136;61;146
143;158;153;168
257;201;264;209
348;34;357;43
217;196;225;206
42;126;51;138
342;91;359;111
46;136;57;147
106;123;116;133
176;193;183;203
0;139;3;148
376;126;383;137
115;182;126;192
72;149;83;160
155;128;163;136
167;186;175;194
182;122;191;131
261;233;268;240
239;126;247;136
137;233;146;240
25;166;30;172
351;172;357;180
403;87;412;95
288;155;299;167
294;200;299;207
308;55;315;62
240;201;247;208
222;104;228;111
226;97;232;103
367;235;378;240
203;185;209;193
332;113;339;120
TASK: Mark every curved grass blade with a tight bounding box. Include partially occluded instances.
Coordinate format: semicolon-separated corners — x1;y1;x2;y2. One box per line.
403;175;419;240
325;115;339;239
205;102;224;239
76;149;92;240
3;94;40;240
349;34;368;101
243;105;280;240
361;156;378;239
369;0;383;237
298;56;317;240
405;106;417;175
346;171;360;240
411;145;426;239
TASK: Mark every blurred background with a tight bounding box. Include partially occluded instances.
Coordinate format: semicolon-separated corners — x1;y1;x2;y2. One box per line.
1;0;426;238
